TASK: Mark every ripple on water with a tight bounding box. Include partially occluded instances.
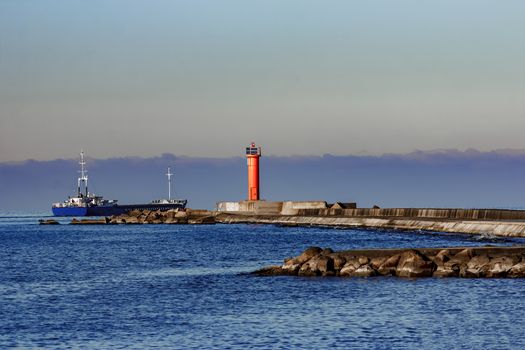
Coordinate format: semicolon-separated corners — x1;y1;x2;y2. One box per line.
1;215;525;349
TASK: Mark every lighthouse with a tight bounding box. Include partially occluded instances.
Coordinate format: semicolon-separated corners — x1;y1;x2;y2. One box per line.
245;142;262;201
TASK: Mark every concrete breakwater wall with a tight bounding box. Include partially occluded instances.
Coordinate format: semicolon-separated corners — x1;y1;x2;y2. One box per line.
254;246;525;278
217;200;525;220
216;214;525;237
297;207;525;221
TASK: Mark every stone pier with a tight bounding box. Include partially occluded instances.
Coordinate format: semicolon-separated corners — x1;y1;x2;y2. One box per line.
253;246;525;278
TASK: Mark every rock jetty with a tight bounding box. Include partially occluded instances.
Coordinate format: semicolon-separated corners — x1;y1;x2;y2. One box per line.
253;246;525;278
100;209;215;225
39;219;60;225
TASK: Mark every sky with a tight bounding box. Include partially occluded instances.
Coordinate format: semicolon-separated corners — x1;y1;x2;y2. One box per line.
0;0;524;162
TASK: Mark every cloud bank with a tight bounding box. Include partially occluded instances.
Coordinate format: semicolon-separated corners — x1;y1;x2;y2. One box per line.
1;149;525;211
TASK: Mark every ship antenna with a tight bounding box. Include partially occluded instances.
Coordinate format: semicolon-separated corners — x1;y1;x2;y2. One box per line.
78;149;88;197
166;166;172;200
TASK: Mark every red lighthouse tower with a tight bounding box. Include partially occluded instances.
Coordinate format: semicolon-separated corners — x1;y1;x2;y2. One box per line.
245;142;262;201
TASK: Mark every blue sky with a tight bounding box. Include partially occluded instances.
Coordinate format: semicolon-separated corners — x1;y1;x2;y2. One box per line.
1;0;524;161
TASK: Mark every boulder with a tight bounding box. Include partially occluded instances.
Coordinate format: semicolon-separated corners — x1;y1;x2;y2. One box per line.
320;248;334;256
370;257;387;270
508;261;525;278
461;255;490;278
252;265;284;276
332;255;347;271
188;216;216;224
294;247;323;265
123;216;140;224
317;256;334;275
376;254;401;276
350;265;376;277
434;249;451;264
486;257;519;278
281;261;301;275
358;256;369;265
340;263;376;277
175;217;189;224
298;262;317;276
175;211;188;218
433;265;459;278
396;250;435;278
442;250;471;276
343;256;363;270
165;209;177;219
128;209;142;217
298;256;334;276
338;256;367;276
282;257;302;274
339;263;357;277
454;248;475;262
39;219;60;225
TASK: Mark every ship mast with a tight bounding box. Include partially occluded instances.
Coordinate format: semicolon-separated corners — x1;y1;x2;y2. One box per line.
166;166;173;201
77;150;88;197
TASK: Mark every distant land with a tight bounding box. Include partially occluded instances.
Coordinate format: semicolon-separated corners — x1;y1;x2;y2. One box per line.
1;149;525;211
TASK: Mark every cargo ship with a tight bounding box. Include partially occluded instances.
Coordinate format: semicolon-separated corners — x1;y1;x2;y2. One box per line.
52;151;187;216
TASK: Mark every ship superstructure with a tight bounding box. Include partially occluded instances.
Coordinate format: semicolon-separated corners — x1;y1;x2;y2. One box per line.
52;151;187;216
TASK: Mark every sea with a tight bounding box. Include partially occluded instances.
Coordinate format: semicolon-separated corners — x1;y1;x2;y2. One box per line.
1;212;525;349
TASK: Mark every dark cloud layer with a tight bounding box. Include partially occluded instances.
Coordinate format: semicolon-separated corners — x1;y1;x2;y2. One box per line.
2;150;525;211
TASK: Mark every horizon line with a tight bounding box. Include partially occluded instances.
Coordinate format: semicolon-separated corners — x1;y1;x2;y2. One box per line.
3;147;525;165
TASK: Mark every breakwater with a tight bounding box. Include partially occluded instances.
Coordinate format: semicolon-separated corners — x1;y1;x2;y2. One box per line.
217;214;525;237
254;246;525;278
59;206;525;237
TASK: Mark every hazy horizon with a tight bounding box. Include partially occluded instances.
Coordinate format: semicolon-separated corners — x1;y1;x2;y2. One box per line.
2;148;525;211
5;146;525;164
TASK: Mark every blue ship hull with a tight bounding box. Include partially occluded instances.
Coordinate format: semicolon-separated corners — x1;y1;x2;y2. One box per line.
52;206;89;217
52;202;187;217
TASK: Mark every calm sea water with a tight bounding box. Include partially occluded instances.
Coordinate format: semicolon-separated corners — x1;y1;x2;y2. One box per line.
1;212;525;349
